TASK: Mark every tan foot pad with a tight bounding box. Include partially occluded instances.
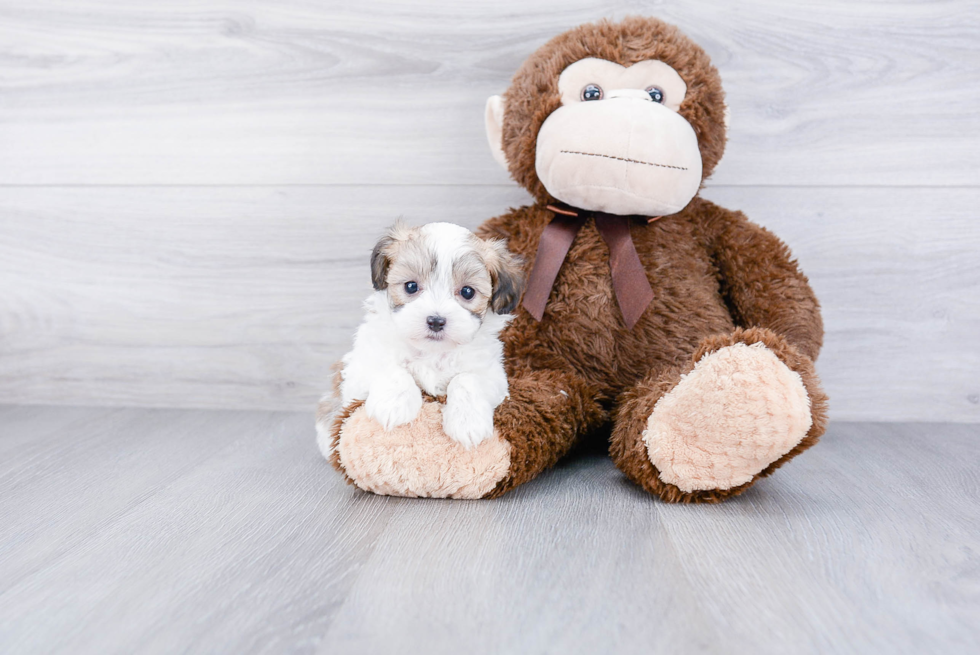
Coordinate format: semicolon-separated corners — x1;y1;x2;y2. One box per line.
336;402;511;499
644;342;812;493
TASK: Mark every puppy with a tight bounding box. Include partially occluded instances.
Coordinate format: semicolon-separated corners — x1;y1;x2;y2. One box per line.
338;221;523;449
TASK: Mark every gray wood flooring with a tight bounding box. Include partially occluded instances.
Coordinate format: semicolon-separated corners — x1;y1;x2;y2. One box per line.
0;405;977;654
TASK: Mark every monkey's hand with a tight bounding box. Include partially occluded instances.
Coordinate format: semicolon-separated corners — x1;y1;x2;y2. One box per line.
364;368;423;431
442;374;496;449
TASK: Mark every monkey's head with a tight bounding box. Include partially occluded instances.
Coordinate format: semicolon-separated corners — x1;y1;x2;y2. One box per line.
486;17;727;217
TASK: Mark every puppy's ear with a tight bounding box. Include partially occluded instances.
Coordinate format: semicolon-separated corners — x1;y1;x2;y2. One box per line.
371;221;415;290
370;234;394;291
483;238;525;314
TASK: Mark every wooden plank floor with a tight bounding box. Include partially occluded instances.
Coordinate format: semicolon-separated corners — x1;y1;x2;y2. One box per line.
0;405;977;654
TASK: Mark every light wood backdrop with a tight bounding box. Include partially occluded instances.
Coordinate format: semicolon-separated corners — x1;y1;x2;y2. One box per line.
0;0;978;421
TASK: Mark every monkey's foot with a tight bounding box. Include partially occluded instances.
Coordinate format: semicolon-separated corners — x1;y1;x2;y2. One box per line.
644;341;811;493
611;328;827;502
325;401;511;499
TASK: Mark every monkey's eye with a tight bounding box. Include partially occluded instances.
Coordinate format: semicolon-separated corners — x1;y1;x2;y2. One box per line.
581;84;603;101
405;281;418;294
646;86;665;103
459;286;475;300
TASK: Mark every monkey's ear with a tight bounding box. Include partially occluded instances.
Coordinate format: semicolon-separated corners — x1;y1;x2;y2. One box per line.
483;238;525;314
370;233;394;291
485;95;509;171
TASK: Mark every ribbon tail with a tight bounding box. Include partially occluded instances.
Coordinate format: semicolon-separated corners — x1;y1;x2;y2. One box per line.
594;214;655;330
522;213;585;321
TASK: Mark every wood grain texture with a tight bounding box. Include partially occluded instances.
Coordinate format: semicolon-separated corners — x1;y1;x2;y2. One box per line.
0;406;977;654
1;1;977;420
0;0;977;186
1;185;977;421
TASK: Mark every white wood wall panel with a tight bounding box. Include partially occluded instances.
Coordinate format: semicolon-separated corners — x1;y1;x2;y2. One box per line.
1;185;977;421
0;0;977;186
0;1;977;420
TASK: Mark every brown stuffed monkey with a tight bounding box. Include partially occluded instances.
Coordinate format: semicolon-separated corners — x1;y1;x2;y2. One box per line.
325;16;828;502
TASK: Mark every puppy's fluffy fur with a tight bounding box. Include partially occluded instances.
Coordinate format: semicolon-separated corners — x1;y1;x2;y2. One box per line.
338;222;523;449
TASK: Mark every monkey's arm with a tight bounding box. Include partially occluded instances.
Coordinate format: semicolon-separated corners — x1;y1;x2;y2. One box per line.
475;205;551;256
475;212;513;242
703;203;823;361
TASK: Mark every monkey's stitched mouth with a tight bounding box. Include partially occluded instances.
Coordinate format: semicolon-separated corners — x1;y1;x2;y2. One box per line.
560;150;688;171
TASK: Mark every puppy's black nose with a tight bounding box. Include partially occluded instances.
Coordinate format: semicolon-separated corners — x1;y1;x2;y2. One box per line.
426;315;446;332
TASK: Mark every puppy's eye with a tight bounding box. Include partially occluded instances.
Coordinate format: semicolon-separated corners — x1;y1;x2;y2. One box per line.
581;84;603;101
645;86;665;103
405;281;418;294
459;286;475;300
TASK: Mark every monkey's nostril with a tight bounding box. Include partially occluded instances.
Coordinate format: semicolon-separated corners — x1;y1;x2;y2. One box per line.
426;315;447;332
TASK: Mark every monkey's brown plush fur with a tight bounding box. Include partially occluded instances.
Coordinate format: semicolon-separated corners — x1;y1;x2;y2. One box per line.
483;17;826;501
478;198;827;501
329;17;828;502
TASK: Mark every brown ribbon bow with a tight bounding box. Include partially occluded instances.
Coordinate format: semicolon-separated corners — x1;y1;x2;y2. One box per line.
522;204;660;330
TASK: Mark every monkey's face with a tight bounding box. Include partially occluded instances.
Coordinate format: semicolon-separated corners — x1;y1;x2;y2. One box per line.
485;19;728;218
534;58;703;217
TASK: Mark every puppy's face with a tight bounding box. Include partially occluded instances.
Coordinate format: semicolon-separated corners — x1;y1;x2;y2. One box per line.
371;222;523;350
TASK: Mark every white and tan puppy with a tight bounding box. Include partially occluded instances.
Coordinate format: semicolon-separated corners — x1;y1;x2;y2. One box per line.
338;222;523;449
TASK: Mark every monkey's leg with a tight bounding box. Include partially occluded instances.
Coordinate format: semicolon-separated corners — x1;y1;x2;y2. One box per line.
609;327;828;503
326;367;604;499
482;367;605;498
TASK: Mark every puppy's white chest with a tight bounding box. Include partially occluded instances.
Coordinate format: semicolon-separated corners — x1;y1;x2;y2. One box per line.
405;351;459;396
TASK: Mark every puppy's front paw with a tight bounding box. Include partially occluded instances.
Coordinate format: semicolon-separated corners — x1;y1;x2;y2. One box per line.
442;400;495;450
365;374;423;431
